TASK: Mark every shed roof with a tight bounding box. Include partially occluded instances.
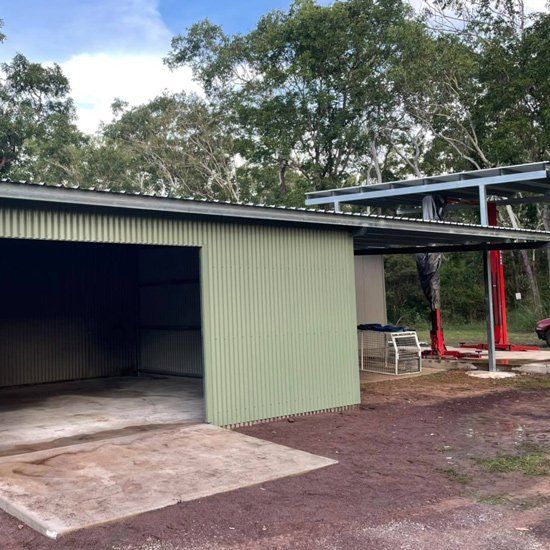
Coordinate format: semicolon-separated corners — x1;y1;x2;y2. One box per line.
0;178;548;254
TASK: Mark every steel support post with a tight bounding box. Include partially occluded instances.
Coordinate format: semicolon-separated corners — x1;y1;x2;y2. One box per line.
483;251;497;371
479;185;497;371
479;185;488;226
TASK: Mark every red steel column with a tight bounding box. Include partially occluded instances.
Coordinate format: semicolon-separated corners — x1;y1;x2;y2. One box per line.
487;203;509;347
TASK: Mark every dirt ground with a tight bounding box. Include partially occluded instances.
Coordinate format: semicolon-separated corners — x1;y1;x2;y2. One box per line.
1;371;549;550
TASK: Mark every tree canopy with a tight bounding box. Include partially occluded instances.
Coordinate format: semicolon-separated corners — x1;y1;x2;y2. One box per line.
0;53;84;179
167;0;426;196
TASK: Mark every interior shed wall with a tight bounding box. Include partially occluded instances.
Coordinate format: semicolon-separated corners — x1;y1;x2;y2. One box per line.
0;205;360;426
0;240;139;387
138;247;203;377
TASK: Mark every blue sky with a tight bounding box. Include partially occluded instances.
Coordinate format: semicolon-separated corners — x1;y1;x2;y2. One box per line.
0;0;311;132
0;1;300;61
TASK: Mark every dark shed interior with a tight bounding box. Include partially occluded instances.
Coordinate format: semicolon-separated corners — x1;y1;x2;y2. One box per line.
0;239;203;387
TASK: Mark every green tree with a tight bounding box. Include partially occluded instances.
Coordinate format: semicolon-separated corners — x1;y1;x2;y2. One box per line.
0;53;84;180
391;2;549;318
70;93;240;201
166;0;422;197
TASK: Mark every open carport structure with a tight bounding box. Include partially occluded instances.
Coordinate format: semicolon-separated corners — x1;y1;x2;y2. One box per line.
0;178;549;431
307;161;550;369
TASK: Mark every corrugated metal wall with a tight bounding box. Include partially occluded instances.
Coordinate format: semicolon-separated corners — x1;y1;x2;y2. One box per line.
0;240;138;386
355;255;387;325
140;330;203;377
138;247;203;376
0;205;360;425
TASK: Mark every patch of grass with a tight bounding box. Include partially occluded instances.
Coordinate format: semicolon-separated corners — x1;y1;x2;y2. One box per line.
437;467;472;484
476;448;550;476
478;492;550;510
415;323;540;347
514;376;550;391
478;494;510;506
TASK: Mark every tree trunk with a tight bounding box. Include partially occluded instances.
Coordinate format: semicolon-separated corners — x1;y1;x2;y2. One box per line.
370;142;382;183
506;205;542;317
278;161;287;197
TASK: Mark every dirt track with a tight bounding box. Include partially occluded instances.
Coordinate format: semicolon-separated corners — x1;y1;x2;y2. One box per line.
1;372;549;549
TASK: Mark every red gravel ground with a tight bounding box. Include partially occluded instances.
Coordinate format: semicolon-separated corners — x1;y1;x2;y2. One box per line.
1;372;549;549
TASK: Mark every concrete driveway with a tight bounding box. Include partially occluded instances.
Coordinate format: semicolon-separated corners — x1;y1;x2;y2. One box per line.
0;423;336;539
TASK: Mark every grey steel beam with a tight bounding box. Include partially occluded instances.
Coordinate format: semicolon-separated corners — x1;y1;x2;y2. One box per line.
479;185;496;371
354;241;550;255
479;185;488;226
495;194;550;206
354;228;497;242
483;251;497;372
305;162;549;199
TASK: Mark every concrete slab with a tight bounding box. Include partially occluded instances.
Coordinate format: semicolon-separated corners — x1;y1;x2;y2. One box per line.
466;371;517;379
512;363;550;375
0;424;336;539
0;376;204;456
448;346;550;362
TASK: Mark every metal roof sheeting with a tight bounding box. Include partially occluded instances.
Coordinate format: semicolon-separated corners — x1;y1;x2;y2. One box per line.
0;178;549;250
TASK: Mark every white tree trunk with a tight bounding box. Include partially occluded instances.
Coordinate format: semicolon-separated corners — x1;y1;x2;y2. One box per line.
506;205;542;317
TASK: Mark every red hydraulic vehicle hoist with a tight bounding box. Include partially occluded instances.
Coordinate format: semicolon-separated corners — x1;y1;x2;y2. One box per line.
457;202;538;352
304;162;550;362
428;201;537;357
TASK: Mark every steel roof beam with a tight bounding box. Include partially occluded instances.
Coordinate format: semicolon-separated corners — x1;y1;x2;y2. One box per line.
354;241;550;255
306;162;549;200
495;194;550;206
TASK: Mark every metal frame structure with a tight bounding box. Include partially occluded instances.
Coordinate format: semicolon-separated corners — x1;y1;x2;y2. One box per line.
307;162;550;371
305;162;549;213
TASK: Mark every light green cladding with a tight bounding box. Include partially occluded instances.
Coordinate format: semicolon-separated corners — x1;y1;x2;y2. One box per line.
0;205;360;426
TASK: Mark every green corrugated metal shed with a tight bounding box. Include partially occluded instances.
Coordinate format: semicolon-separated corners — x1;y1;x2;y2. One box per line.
1;180;548;426
0;196;359;426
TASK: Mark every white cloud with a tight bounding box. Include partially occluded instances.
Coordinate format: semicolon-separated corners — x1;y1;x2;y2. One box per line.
61;53;202;134
67;0;172;54
55;1;201;134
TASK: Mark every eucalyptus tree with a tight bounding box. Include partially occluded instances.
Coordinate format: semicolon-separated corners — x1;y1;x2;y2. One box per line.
72;93;240;201
0;53;84;180
166;0;423;195
394;1;550;314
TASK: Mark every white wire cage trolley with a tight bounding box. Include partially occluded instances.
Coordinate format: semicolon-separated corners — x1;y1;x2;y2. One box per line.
358;327;422;375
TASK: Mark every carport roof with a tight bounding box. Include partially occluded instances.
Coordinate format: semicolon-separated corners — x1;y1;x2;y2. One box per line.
0;178;549;254
304;161;550;208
